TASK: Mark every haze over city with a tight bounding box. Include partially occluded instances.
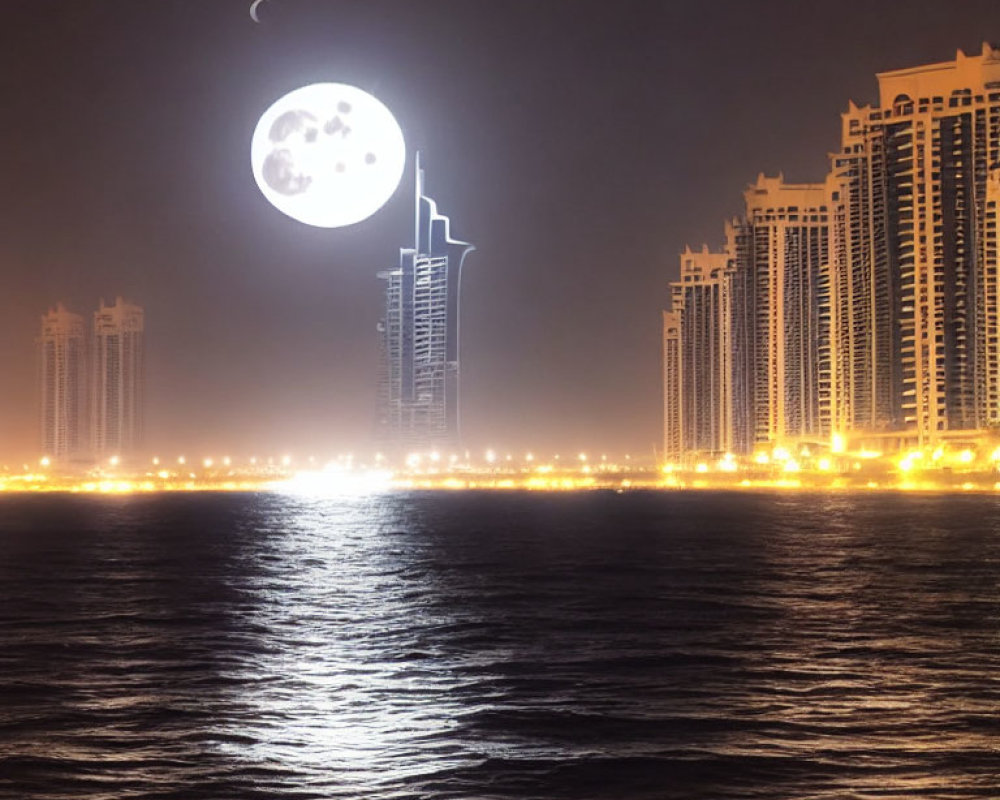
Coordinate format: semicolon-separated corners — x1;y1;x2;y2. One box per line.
1;0;998;462
4;5;1000;799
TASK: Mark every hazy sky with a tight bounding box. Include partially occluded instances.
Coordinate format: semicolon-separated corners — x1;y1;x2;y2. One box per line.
1;0;998;462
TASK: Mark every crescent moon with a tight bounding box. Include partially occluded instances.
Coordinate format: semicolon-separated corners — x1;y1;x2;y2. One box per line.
249;0;266;23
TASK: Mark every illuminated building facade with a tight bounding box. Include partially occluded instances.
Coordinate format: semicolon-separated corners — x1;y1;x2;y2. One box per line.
735;175;832;445
91;297;144;458
664;44;1000;459
377;157;474;452
662;245;734;459
984;169;1000;426
38;304;87;461
662;311;682;458
830;44;1000;441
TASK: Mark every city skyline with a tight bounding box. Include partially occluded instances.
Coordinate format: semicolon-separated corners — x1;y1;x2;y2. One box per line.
37;297;145;464
665;45;1000;460
4;10;1000;800
0;2;998;461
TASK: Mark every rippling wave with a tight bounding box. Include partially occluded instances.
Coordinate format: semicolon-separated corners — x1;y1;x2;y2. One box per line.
1;491;998;799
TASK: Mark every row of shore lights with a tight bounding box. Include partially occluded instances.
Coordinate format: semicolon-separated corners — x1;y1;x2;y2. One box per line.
39;454;286;469
406;450;627;468
662;439;1000;476
37;451;632;470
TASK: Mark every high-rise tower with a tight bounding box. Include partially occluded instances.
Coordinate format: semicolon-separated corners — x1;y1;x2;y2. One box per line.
734;174;832;445
830;44;1000;441
662;244;735;459
665;44;1000;461
91;297;144;458
38;304;87;461
662;311;682;459
377;156;475;452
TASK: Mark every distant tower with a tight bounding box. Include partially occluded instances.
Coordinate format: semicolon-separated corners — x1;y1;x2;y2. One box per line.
733;174;831;446
38;304;87;461
662;311;682;459
92;297;144;459
663;244;735;460
377;155;475;453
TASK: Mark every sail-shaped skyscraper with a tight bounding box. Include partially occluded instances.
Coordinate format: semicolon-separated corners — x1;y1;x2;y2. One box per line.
377;156;475;453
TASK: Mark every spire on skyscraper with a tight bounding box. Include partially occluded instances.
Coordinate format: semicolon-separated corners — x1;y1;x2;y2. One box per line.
377;156;475;453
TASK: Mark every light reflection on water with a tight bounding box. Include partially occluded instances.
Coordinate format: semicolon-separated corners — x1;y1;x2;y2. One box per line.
227;496;473;793
0;491;998;799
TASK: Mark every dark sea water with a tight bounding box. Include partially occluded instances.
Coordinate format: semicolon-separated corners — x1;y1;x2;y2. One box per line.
0;490;998;800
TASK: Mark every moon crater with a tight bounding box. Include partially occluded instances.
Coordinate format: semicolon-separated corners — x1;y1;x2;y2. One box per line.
251;83;406;228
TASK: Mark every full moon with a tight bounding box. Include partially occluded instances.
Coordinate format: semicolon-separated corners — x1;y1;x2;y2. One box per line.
250;83;406;228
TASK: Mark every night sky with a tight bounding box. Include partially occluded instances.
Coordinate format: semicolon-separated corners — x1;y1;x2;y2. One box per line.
1;0;997;462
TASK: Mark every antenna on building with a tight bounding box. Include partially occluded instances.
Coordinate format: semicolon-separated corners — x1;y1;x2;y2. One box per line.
414;151;424;250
